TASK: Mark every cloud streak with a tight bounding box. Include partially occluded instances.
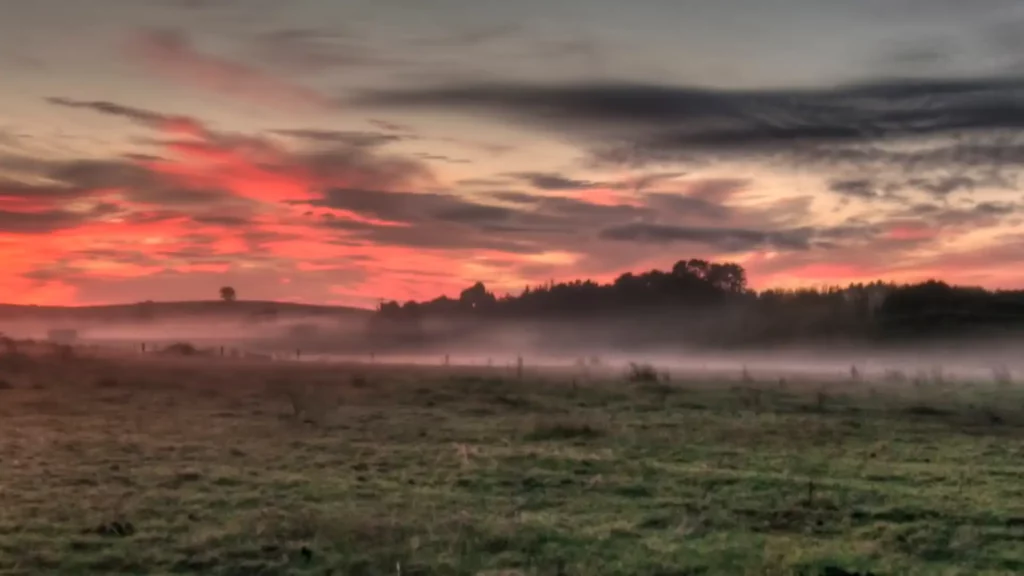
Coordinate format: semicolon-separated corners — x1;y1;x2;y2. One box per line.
352;76;1024;182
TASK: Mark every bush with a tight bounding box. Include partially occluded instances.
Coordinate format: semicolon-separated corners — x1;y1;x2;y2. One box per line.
627;362;659;383
160;342;200;356
270;379;340;426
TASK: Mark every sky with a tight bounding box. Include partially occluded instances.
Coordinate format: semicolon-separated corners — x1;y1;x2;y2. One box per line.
3;0;1024;307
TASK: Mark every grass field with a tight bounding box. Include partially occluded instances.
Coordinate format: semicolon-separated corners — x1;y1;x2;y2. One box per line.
2;349;1024;575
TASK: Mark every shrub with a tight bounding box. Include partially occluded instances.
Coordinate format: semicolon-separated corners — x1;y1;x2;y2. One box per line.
270;379;340;426
160;342;200;356
627;362;659;383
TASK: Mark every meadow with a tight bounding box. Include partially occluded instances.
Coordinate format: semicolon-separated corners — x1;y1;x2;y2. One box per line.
2;345;1024;575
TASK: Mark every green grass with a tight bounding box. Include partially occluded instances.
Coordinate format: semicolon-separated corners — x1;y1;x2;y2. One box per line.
3;352;1024;575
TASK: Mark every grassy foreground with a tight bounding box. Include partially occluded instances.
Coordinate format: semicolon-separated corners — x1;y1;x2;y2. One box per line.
2;352;1024;575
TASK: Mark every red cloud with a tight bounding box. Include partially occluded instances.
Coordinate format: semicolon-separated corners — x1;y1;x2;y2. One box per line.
8;95;1024;307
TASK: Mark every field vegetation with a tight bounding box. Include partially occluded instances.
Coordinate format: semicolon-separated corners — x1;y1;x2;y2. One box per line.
2;344;1024;575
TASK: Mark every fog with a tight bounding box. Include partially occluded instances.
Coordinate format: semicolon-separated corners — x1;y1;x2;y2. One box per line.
5;313;1021;384
0;315;363;348
304;347;1023;384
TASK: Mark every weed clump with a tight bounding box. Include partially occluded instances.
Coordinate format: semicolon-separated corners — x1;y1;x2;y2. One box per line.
160;342;201;356
524;416;607;441
627;362;659;383
270;379;340;426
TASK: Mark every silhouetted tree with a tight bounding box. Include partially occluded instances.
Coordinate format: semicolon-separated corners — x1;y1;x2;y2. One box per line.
220;286;236;302
362;257;1024;350
459;282;496;311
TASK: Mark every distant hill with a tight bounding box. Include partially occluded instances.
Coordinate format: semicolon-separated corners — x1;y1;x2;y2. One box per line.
0;300;373;323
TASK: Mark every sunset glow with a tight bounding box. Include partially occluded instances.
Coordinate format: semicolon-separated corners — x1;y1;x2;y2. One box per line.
3;0;1024;307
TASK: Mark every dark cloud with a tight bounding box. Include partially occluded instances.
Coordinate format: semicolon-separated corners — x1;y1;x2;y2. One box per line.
134;187;250;208
4;157;254;214
489;191;540;204
829;179;880;199
904;175;984;196
458;177;514;187
21;99;434;229
304;188;470;223
328;221;542;254
683;178;749;203
500;170;690;194
297;147;432;191
288;178;846;257
46;97;205;133
272;129;404;148
414;152;471;164
829;173;1006;202
353;77;1024;179
46;159;158;190
530;196;645;221
509;172;603;190
191;214;251;227
431;203;516;224
0;179;84;203
357;77;1024;140
598;223;814;251
643;193;732;220
0;209;89;233
47;94;432;190
614;171;688;193
900;200;1019;226
305;188;542;230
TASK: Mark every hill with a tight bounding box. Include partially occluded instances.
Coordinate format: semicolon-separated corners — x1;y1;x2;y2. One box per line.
0;300;373;323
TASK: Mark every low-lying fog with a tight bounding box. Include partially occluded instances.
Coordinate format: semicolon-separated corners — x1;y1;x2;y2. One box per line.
307;350;1022;383
5;317;1022;383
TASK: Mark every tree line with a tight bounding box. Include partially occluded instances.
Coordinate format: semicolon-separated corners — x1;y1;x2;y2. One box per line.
366;259;1024;349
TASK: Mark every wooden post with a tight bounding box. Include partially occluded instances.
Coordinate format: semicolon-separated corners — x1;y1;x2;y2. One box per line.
444;354;450;367
516;355;523;380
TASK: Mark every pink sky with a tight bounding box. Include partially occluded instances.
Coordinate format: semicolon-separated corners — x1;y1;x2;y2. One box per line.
3;0;1024;307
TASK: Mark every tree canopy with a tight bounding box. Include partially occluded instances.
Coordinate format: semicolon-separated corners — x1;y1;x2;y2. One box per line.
366;258;1024;350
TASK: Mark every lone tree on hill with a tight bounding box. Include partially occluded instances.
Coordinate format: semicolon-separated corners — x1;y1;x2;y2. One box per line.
220;286;237;302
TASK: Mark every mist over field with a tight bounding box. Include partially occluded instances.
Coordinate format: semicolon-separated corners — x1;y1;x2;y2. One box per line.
4;305;1022;387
